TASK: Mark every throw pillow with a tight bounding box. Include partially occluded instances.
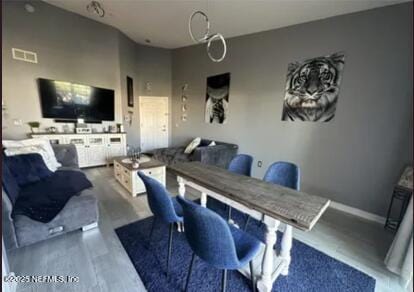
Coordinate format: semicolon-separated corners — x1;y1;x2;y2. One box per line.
208;141;216;146
184;137;201;154
3;138;61;171
4;153;53;187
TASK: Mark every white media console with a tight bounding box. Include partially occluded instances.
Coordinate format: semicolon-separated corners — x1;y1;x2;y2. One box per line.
31;133;127;168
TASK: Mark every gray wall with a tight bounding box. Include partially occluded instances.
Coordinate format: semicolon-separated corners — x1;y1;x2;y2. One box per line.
2;0;171;148
118;34;171;148
171;3;413;216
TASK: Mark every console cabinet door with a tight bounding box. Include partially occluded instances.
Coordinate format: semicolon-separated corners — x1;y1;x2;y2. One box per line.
87;135;107;166
66;136;88;168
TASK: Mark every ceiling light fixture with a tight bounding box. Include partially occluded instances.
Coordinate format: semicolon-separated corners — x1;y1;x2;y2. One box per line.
188;10;227;62
87;1;105;18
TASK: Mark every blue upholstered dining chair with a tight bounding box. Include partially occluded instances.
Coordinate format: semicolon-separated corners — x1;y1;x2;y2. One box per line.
263;161;300;190
138;171;183;278
245;161;300;230
177;196;260;292
227;154;253;224
228;154;253;176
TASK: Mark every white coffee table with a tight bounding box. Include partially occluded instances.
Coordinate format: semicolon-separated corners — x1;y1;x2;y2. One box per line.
113;156;166;197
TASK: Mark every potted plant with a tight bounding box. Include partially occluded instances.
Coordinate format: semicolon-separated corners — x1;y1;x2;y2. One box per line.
27;121;40;133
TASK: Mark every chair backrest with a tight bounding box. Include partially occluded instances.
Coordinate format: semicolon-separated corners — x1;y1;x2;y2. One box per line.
177;196;239;269
138;171;180;224
263;161;300;190
228;154;253;176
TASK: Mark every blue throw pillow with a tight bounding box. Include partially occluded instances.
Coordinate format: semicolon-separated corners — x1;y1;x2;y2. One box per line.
4;153;53;187
2;159;20;205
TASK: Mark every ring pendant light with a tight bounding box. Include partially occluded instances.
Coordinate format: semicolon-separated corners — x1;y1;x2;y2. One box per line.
188;10;227;62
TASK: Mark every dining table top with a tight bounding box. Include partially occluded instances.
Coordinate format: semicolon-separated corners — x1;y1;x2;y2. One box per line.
168;161;330;231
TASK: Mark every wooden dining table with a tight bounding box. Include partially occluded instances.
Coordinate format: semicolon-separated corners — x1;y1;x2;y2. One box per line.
168;161;330;292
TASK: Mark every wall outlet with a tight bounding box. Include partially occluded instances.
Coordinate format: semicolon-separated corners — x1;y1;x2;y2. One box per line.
257;160;262;167
13;119;23;126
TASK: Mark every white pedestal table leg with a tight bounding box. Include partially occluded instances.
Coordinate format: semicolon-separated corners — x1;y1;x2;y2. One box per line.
280;225;293;276
257;218;280;292
177;176;186;198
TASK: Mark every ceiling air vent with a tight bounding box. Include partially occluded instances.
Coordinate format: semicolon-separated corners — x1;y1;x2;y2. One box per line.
12;48;38;63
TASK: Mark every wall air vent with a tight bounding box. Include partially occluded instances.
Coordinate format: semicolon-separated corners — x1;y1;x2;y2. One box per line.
12;48;38;63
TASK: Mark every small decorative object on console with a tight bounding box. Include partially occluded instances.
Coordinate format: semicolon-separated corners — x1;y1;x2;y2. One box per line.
76;119;91;134
76;127;92;134
62;124;72;133
108;125;117;133
47;126;57;133
27;121;40;133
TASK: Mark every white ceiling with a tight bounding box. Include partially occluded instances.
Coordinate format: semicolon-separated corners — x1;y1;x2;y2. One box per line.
43;0;407;49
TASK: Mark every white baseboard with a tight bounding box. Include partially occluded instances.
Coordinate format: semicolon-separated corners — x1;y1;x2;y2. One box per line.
329;201;386;225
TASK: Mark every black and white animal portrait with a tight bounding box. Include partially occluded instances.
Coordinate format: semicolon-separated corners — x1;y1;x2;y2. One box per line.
282;52;345;122
205;73;230;124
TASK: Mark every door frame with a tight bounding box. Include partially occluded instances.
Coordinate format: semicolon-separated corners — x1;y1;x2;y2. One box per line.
139;96;169;151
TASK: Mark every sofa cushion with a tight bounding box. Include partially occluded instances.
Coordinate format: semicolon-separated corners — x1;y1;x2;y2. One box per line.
184;137;201;154
2;159;20;205
172;152;192;163
12;170;93;223
199;139;212;147
13;188;98;247
4;153;52;186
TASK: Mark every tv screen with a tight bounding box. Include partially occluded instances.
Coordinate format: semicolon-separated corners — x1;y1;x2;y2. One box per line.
38;78;115;122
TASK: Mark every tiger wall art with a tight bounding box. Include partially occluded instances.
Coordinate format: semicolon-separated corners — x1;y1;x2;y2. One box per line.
282;52;345;122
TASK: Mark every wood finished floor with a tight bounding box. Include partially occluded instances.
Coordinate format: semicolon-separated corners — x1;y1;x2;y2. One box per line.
7;166;404;292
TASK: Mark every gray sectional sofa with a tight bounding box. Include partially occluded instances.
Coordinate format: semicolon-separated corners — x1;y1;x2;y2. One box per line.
2;144;99;249
149;138;238;169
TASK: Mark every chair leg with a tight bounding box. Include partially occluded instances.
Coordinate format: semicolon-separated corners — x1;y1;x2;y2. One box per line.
249;260;256;292
148;217;157;242
167;223;174;279
244;215;251;231
228;206;232;221
185;253;196;292
221;269;227;292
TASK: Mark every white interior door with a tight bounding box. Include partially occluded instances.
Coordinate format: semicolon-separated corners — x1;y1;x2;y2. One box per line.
139;96;169;151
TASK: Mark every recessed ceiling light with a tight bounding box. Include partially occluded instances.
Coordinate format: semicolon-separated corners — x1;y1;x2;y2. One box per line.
145;39;151;44
24;3;35;13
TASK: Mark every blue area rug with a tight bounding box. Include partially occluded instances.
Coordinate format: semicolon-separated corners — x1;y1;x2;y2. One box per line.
115;198;375;292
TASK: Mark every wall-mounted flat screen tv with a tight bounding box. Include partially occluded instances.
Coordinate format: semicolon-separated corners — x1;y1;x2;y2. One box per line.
38;78;115;122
